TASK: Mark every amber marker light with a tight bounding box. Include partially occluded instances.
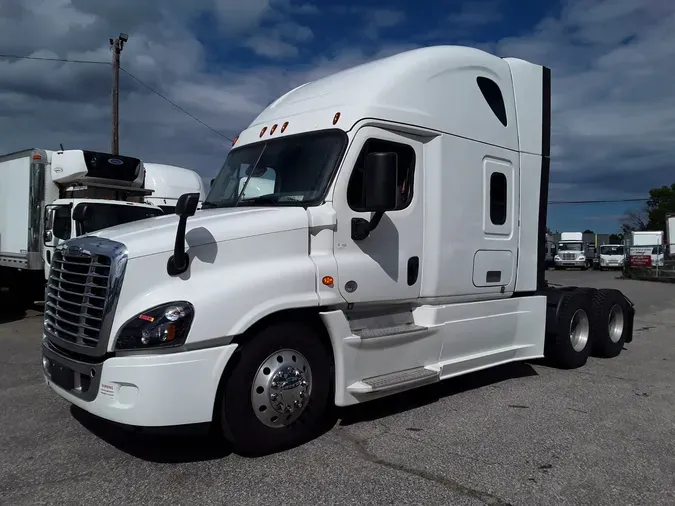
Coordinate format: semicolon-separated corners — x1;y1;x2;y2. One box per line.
232;135;239;146
281;121;289;133
332;112;341;125
259;126;267;137
322;276;334;287
270;124;278;135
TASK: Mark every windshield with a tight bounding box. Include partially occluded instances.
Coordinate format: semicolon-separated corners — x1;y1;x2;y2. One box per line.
75;203;163;235
203;130;346;208
600;245;624;255
558;242;583;251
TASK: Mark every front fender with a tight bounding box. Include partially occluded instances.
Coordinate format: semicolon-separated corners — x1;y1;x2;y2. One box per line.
108;229;319;351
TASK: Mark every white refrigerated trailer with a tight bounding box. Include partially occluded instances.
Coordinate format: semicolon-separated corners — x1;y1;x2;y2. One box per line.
0;148;163;310
41;45;636;456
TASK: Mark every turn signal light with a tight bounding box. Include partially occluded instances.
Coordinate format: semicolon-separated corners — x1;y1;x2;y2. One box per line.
322;276;334;287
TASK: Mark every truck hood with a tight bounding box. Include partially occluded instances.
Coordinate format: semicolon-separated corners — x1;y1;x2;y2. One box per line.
88;207;310;259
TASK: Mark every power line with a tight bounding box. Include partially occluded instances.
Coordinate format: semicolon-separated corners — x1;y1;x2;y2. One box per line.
0;53;232;142
548;198;648;205
0;54;109;65
549;197;675;205
119;67;232;142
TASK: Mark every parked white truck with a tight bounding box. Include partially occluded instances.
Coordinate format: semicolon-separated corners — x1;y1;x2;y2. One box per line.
141;163;207;213
597;244;624;270
0;148;163;311
41;45;636;456
630;230;664;267
554;232;588;270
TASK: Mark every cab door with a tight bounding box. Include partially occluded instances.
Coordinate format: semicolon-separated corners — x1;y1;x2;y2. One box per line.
332;127;424;303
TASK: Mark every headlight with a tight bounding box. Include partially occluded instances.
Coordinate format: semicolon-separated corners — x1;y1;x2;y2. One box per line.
578;255;585;261
554;255;561;260
114;301;194;350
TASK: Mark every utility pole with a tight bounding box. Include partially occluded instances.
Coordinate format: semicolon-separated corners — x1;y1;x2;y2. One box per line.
109;32;129;155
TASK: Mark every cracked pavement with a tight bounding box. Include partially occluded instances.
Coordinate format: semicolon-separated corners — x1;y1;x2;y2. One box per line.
1;270;674;505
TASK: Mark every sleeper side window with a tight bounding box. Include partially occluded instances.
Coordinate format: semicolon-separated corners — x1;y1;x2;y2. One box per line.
489;172;507;226
477;77;508;127
347;139;415;212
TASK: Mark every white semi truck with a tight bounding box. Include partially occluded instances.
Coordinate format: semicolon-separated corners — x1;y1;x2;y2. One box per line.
0;148;163;311
554;232;588;270
41;45;636;456
141;163;207;213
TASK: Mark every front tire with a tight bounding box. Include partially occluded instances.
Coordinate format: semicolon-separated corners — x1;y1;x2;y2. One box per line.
218;320;333;456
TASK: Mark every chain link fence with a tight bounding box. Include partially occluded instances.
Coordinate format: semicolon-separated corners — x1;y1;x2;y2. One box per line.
621;240;675;282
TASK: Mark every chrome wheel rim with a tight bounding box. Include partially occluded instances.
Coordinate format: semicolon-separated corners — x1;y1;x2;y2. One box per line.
608;304;624;343
251;349;312;428
569;309;590;352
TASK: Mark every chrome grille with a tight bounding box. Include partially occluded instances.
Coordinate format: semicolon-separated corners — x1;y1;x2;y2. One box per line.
44;250;111;348
562;253;577;260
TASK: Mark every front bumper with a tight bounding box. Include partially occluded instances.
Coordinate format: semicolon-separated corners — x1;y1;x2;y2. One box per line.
554;259;586;268
42;338;238;427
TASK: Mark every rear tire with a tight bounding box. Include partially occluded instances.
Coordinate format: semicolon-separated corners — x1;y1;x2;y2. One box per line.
218;320;333;456
590;289;630;358
545;290;593;369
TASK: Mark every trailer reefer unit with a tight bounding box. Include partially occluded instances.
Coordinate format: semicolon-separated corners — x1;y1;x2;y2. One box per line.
41;45;636;456
0;148;163;310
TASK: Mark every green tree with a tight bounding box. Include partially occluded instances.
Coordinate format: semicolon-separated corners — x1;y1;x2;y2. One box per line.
646;183;675;231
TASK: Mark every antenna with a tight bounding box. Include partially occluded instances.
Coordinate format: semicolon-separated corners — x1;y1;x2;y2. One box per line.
59;143;64;151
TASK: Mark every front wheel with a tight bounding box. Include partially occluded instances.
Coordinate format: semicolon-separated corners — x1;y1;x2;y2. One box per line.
218;320;333;456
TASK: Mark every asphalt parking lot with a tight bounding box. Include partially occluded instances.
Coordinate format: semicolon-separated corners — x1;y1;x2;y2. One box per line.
1;270;674;506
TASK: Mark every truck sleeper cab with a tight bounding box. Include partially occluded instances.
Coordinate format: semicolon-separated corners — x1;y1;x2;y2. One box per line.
41;46;636;456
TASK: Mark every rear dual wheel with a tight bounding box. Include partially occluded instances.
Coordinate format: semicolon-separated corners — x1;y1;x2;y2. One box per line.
545;288;631;368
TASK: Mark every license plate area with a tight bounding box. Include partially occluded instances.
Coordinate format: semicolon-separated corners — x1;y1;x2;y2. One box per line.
50;363;76;391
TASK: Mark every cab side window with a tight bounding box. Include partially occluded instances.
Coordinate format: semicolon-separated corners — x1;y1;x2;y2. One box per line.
347;139;415;212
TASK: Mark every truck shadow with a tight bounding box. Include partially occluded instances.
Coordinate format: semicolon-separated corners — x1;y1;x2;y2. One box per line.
70;406;231;463
0;297;43;324
338;362;538;427
70;362;537;462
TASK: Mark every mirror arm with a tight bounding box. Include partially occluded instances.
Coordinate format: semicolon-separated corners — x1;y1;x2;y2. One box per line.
351;211;385;241
166;216;189;276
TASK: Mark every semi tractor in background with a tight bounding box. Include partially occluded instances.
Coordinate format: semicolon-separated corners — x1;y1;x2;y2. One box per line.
41;45;636;456
0;148;164;311
140;163;207;213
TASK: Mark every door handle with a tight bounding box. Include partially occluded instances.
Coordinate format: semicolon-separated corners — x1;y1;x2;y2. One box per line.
407;256;419;286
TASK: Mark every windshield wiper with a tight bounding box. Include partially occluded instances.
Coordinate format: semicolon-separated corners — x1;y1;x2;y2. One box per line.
237;195;280;206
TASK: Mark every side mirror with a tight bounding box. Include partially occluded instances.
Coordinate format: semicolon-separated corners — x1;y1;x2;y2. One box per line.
175;192;200;218
363;152;398;212
351;152;399;241
72;203;93;222
167;192;201;276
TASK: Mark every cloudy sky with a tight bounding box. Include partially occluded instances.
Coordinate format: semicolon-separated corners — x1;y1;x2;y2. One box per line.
1;0;673;232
